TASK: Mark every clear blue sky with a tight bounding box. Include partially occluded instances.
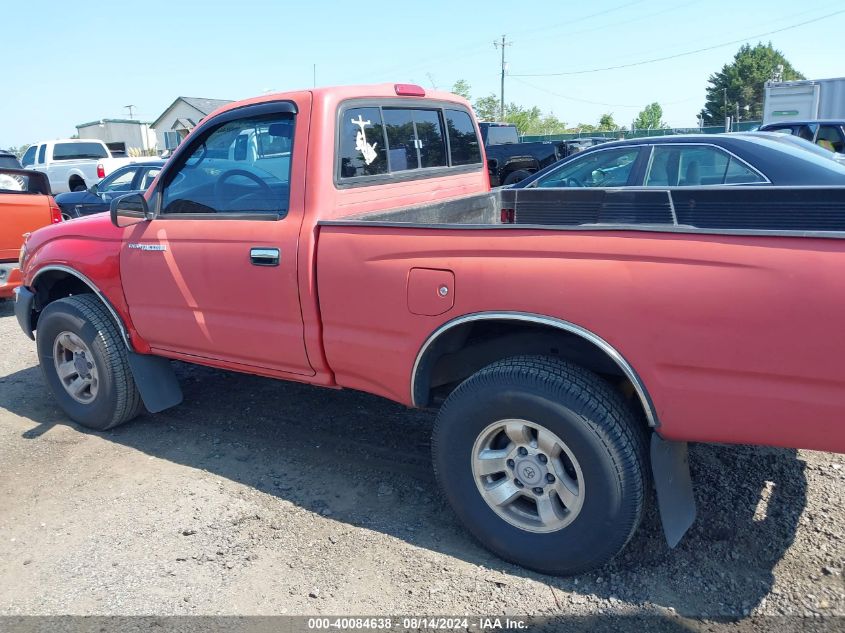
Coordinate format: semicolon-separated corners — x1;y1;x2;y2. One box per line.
2;0;843;147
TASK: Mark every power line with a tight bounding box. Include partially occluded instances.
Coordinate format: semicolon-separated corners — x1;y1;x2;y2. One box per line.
510;76;698;109
523;0;696;45
512;8;845;77
357;1;645;82
510;0;645;37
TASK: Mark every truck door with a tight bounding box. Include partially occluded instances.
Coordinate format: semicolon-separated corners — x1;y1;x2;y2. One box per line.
119;98;314;376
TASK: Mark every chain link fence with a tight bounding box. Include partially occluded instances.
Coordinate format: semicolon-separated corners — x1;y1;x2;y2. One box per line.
521;121;762;142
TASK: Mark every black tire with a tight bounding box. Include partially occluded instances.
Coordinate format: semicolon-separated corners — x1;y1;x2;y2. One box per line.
432;355;648;575
502;170;532;186
36;294;143;430
70;180;86;192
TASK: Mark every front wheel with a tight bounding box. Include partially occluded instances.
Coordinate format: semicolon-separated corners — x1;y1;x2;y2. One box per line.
36;294;144;430
431;356;648;575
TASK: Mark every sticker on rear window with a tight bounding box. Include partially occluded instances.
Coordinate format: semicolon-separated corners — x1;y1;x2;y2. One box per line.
352;115;378;165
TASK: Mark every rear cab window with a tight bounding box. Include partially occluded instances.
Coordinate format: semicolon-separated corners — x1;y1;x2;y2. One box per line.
484;125;519;145
0;155;20;169
336;100;482;187
52;142;109;161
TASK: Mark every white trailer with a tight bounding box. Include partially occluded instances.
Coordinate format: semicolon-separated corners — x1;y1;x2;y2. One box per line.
763;77;845;124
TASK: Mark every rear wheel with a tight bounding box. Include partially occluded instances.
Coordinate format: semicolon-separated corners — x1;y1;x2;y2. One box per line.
431;355;648;575
502;170;532;186
36;294;143;430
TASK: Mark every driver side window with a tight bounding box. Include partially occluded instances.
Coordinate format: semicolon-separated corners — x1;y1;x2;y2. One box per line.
160;113;294;218
535;148;640;188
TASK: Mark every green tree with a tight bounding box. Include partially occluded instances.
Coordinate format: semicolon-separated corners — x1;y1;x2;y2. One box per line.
597;113;617;131
473;93;501;122
506;105;543;135
7;144;30;159
451;79;472;101
633;102;667;130
699;42;804;125
530;113;569;136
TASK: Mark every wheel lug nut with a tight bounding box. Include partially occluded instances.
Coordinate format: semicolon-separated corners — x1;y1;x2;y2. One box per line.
546;473;556;483
506;459;515;469
514;479;524;488
517;447;528;456
538;454;547;464
533;487;544;495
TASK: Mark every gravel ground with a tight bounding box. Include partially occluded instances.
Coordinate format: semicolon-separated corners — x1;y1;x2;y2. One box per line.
0;298;843;623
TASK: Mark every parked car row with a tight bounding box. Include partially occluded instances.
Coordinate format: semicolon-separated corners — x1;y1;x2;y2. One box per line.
20;138;154;194
54;160;164;219
479;122;614;186
510;132;845;190
482;117;845;187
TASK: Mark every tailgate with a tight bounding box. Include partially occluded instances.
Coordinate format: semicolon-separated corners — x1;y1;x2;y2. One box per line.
0;169;54;260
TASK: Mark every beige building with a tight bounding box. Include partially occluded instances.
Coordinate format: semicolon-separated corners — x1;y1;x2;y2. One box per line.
75;119;157;155
150;97;233;151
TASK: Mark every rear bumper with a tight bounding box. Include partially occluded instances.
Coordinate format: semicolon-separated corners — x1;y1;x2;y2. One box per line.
14;285;35;340
0;263;22;299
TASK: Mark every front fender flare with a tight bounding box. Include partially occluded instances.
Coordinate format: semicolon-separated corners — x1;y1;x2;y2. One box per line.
28;266;182;414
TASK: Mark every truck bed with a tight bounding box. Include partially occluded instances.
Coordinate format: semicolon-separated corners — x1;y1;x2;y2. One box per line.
316;185;845;453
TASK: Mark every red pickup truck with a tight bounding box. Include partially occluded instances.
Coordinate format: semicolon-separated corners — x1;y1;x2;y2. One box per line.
13;84;845;575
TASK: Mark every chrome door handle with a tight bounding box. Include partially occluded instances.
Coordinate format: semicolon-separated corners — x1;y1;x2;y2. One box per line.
250;247;280;266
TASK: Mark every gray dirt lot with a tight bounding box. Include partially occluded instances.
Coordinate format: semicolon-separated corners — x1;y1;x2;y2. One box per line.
0;299;843;620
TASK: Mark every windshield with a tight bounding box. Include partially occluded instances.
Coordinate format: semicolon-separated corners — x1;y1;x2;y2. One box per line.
741;134;845;176
748;133;842;161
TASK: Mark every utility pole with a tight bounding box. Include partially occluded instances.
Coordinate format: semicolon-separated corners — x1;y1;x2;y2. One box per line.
723;88;728;133
125;105;136;120
493;34;511;121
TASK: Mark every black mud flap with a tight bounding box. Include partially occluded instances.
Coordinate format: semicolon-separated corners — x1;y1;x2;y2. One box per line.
127;352;183;413
651;434;697;548
14;286;36;340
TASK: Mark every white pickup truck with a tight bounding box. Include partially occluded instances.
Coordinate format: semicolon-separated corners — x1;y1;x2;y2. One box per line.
20;139;147;193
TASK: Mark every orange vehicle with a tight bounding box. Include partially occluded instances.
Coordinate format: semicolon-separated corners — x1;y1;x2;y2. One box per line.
0;169;61;299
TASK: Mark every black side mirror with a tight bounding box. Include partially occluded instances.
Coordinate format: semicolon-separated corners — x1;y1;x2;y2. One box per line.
110;193;154;227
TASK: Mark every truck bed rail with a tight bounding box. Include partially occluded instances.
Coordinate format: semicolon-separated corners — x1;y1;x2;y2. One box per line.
321;186;845;239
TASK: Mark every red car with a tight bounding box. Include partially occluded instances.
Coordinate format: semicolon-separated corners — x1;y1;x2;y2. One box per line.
13;83;845;575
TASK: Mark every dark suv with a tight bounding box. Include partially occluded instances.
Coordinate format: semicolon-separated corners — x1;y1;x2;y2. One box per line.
0;150;22;170
758;120;845;154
